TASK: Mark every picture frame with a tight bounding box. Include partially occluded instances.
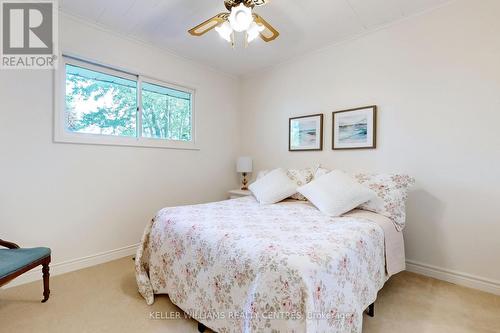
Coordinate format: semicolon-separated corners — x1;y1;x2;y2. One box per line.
332;106;377;150
289;114;324;151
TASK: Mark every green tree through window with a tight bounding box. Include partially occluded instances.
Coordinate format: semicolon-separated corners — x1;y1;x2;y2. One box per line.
142;82;192;141
65;64;137;137
65;63;192;142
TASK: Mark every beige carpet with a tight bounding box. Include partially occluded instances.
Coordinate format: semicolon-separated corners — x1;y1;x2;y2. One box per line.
1;257;499;333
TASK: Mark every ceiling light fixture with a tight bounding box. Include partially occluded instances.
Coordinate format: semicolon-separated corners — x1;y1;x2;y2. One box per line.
188;0;279;48
215;21;234;43
229;3;253;32
246;21;265;43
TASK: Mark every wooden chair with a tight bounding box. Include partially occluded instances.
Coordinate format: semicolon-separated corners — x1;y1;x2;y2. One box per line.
0;239;51;302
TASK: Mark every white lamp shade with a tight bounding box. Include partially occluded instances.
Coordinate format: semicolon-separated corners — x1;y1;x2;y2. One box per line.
237;157;253;173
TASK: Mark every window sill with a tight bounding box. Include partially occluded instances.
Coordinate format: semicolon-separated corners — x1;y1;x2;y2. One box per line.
53;132;200;151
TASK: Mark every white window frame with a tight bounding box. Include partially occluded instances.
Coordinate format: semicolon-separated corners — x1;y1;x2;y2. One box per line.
54;55;198;150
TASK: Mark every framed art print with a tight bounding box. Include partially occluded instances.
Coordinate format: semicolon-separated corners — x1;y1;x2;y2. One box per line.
289;114;323;151
332;106;377;150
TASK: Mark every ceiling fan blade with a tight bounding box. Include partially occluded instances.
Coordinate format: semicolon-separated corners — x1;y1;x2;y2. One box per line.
253;14;279;42
188;13;229;37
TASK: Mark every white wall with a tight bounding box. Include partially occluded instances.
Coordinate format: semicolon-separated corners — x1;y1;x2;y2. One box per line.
2;1;499;293
241;0;500;285
0;14;241;275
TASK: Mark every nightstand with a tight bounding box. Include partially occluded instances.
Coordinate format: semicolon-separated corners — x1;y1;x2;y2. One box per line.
228;189;252;199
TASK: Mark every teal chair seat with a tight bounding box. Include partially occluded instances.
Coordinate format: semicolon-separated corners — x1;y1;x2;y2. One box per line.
0;239;51;302
0;247;51;279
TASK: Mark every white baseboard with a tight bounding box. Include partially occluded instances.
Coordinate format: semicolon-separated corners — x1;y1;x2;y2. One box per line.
406;260;500;296
1;243;139;289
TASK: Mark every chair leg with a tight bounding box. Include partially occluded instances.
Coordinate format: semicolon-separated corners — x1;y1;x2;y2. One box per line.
366;303;375;317
41;261;50;303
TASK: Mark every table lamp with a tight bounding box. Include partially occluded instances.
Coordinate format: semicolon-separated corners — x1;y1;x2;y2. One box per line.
237;157;253;190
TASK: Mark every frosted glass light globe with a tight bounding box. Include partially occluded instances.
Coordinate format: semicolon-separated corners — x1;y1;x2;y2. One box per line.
215;21;233;42
229;4;253;32
247;22;265;43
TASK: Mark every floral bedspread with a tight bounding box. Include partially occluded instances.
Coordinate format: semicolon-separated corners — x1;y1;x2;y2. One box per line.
136;197;387;333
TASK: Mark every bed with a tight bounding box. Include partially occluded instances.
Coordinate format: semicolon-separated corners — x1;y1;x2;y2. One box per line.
136;196;405;333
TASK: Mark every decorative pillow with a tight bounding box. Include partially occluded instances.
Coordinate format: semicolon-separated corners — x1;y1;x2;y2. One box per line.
286;168;314;200
298;170;375;217
256;168;314;201
249;168;298;205
354;173;415;231
314;166;330;179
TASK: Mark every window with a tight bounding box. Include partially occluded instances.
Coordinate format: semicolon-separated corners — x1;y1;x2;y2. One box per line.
141;82;192;141
55;56;196;149
65;64;138;137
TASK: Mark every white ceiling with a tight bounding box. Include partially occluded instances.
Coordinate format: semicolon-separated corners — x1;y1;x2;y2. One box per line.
59;0;450;76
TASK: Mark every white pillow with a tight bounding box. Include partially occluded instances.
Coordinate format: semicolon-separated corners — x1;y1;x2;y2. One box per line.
256;170;269;180
256;168;314;201
297;170;375;216
249;168;298;205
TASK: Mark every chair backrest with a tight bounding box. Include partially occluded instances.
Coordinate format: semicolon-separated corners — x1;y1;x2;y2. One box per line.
0;239;20;249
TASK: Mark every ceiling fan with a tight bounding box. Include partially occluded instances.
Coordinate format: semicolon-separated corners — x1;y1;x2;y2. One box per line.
188;0;279;47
